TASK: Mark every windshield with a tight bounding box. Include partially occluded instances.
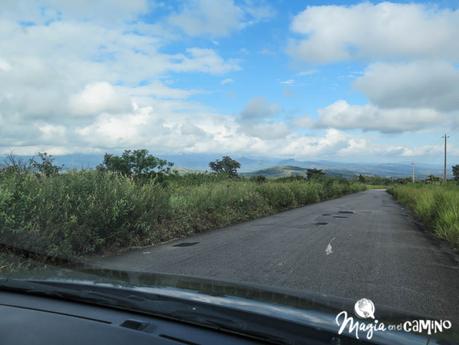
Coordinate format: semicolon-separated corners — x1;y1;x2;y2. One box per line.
1;0;458;343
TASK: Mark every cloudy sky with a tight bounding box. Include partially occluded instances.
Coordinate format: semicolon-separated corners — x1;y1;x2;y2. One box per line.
1;0;458;163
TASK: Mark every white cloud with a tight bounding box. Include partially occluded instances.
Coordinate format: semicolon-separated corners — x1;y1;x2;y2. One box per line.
288;3;459;63
338;137;459;159
74;105;347;158
237;97;286;140
0;0;150;25
242;1;276;24
2;96;452;161
69;82;132;116
297;69;317;76
354;61;459;112
294;115;314;128
125;82;198;101
0;5;238;117
280;79;295;85
174;48;240;75
221;78;234;85
240;122;290;140
167;0;274;37
0;58;12;72
168;0;243;37
0;0;245;156
35;123;68;145
276;129;348;157
1;1;454;163
240;97;280;120
316;100;444;133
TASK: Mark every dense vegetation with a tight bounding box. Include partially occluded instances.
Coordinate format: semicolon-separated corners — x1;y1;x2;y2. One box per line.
0;165;365;264
389;183;459;248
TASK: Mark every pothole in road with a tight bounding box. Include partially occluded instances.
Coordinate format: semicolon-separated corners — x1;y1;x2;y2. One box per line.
333;215;348;218
338;210;354;214
322;213;331;216
315;222;328;226
173;242;199;247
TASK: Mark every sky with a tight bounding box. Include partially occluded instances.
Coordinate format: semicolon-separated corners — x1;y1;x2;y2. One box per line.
0;0;458;163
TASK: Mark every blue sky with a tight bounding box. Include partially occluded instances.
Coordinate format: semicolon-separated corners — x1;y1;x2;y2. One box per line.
0;0;458;164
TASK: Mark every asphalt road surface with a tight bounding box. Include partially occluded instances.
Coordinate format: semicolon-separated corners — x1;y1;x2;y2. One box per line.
94;189;459;322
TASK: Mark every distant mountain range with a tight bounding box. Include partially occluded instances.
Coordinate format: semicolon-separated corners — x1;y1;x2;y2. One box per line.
241;163;443;179
241;165;359;178
0;153;445;178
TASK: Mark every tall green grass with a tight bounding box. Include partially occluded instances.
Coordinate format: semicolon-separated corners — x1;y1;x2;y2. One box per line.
389;183;459;248
0;170;365;263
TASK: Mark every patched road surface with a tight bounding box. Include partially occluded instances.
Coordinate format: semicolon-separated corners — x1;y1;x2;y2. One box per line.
93;189;459;322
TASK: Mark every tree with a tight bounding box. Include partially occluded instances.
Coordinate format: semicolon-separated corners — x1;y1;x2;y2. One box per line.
97;149;173;179
251;175;267;183
425;175;441;184
452;165;459;182
358;174;366;183
306;168;325;180
209;156;241;177
1;153;30;175
30;152;62;177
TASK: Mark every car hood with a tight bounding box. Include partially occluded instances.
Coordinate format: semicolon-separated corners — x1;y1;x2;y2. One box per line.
4;266;458;345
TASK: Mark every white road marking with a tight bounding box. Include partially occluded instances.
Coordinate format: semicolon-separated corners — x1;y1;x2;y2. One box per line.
325;237;336;255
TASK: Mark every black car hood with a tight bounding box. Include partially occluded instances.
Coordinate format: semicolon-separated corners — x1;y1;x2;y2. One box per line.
3;267;458;345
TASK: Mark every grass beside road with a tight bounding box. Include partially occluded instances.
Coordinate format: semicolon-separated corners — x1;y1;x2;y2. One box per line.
0;170;366;270
388;183;459;248
366;184;388;190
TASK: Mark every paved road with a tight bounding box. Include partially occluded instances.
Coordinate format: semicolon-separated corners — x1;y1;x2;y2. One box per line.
94;189;459;322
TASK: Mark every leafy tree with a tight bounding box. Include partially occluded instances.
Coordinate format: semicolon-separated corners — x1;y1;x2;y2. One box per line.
452;165;459;182
251;175;267;183
209;156;241;177
1;153;30;175
361;175;392;185
30;152;62;177
425;175;441;184
358;174;366;183
306;168;325;180
97;149;173;179
395;177;412;184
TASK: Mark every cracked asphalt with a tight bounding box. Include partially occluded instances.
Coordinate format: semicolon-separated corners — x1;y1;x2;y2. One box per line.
93;189;459;323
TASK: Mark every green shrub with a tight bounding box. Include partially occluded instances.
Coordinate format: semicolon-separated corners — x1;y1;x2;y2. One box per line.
0;169;365;263
0;171;169;258
389;184;459;248
169;181;271;235
256;183;297;209
287;181;321;205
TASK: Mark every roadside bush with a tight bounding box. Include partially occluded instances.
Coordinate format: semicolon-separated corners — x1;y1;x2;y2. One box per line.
0;170;169;258
389;184;459;248
169;181;271;235
432;190;459;247
250;175;267;183
0;169;366;263
256;183;297;209
287;181;321;205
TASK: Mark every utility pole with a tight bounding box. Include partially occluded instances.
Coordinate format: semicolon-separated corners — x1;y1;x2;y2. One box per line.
411;162;415;183
442;134;449;182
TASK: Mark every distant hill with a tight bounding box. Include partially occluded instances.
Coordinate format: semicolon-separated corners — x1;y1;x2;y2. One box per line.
242;163;443;179
241;165;360;178
242;166;306;178
245;161;443;179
